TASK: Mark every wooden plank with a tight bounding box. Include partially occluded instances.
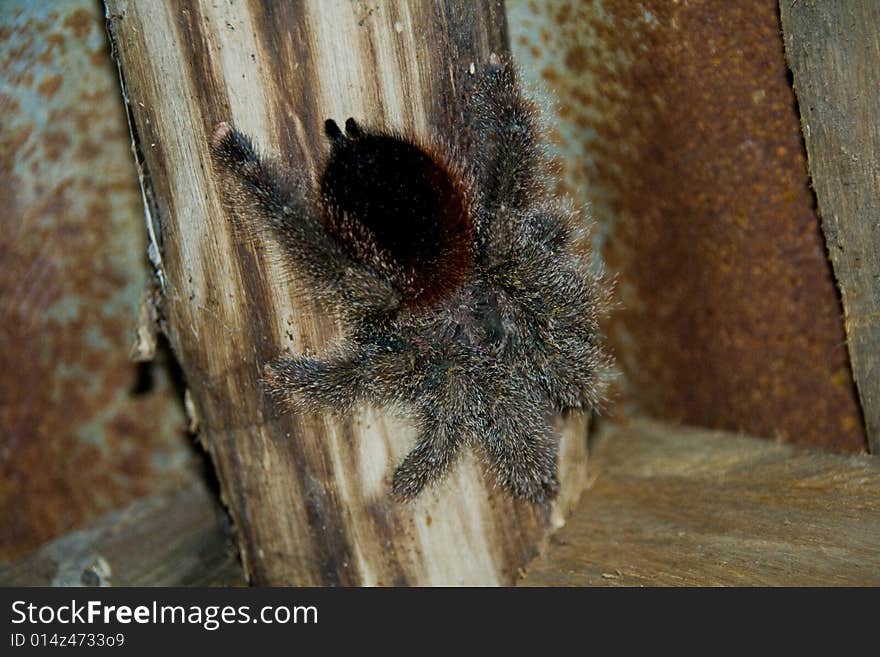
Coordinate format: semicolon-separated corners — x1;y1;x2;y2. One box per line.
0;481;245;587
779;1;880;453
520;420;880;586
104;0;590;585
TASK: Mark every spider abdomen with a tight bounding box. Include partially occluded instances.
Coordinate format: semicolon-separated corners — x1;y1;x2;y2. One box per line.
320;119;473;309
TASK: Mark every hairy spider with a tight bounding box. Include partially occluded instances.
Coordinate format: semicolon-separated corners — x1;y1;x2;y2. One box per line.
210;55;611;503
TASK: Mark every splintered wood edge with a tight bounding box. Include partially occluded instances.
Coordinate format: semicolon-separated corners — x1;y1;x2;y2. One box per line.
779;1;880;453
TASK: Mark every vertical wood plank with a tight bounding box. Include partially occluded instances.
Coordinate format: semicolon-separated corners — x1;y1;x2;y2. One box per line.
780;1;880;452
104;0;589;585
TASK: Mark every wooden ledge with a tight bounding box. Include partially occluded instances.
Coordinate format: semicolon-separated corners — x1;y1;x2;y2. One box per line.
520;419;880;586
0;479;244;587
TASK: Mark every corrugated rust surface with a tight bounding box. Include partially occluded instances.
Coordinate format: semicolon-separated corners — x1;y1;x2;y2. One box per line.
0;0;193;561
508;0;866;451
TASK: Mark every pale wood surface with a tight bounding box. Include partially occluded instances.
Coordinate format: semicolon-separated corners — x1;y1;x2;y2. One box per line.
779;1;880;453
521;420;880;586
104;0;588;585
0;480;244;587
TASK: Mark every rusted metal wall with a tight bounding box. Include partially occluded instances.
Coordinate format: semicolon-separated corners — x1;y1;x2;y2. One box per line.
508;0;867;451
0;0;193;561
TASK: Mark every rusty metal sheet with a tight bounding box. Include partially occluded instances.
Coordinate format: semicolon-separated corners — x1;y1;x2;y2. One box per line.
509;0;866;451
0;0;192;561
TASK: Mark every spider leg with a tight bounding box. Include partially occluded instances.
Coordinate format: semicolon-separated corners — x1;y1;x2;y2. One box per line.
465;55;547;247
486;209;611;414
532;262;613;411
498;264;610;413
479;383;559;503
263;329;426;415
536;331;613;412
210;122;399;320
210;122;317;250
263;347;366;416
388;349;485;500
391;410;465;501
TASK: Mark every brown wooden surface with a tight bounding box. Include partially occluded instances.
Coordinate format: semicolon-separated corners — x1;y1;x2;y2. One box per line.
104;0;589;585
5;419;876;587
0;480;244;587
521;420;880;586
780;1;880;453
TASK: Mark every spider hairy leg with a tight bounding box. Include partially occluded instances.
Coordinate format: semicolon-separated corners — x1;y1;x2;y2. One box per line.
482;402;559;503
209;121;327;258
263;352;365;415
391;412;465;501
468;56;546;224
209;122;399;319
263;333;425;415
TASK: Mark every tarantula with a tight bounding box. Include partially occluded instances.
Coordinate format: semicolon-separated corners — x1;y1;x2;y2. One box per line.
210;55;610;503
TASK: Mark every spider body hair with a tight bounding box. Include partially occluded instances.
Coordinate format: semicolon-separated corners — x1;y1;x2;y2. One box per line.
210;55;611;503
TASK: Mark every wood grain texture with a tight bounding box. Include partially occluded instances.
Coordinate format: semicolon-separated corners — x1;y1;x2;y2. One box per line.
521;420;880;586
779;1;880;453
6;419;874;587
104;0;589;585
0;480;244;587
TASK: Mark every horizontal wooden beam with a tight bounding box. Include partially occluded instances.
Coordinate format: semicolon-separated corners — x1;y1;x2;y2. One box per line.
521;419;880;586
